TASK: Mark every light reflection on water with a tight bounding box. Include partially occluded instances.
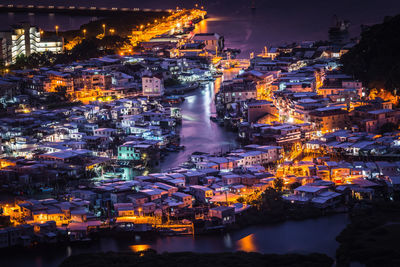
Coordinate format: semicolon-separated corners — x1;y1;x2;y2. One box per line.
130;244;151;252
158;78;239;171
236;234;258;252
122;214;348;257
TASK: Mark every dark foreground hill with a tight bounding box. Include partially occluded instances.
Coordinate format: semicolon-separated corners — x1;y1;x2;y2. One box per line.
60;250;334;267
336;201;400;267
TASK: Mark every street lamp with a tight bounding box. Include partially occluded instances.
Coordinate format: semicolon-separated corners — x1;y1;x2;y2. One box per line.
55;25;59;36
102;24;106;36
83;29;86;38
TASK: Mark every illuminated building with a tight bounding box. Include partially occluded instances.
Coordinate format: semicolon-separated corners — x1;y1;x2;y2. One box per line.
246;100;278;123
44;70;74;93
220;79;257;104
118;143;141;161
209;206;235;224
307;106;349;132
0;23;63;64
142;75;164;97
192;33;224;52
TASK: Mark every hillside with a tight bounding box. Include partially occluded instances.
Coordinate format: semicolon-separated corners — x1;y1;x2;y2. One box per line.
341;14;400;94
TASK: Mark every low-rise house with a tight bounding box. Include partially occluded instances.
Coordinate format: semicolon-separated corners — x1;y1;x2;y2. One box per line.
189;185;214;203
172;192;193;208
209;206;235;224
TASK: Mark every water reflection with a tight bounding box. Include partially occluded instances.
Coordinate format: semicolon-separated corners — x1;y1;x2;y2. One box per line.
130;244;150;252
194;19;208;34
237;234;258;252
159;79;238;171
223;234;233;248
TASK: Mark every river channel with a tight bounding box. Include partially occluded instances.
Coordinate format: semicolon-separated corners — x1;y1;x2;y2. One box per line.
1;214;348;267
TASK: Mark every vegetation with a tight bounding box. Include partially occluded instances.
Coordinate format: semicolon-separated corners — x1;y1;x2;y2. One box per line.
234;188;325;227
379;122;398;133
341;14;400;95
336;201;400;266
273;177;284;192
60;249;334;267
164;77;182;87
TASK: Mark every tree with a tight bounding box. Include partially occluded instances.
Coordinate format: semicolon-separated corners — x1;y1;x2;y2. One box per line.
341;14;400;95
237;196;245;203
71;38;102;60
289;182;302;191
97;35;130;52
26;51;56;68
49;85;70;102
273;177;284;192
379;122;398;133
14;54;28;69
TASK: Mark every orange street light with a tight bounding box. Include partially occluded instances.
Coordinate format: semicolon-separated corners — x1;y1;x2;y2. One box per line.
102;24;106;35
55;25;59;35
83;29;86;38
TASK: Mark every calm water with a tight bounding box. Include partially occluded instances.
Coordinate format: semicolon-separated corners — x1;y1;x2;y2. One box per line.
159;73;239;171
0;214;349;267
2;0;400;57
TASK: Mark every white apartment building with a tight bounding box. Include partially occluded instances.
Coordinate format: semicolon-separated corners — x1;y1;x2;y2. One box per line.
142;75;164;97
0;23;63;65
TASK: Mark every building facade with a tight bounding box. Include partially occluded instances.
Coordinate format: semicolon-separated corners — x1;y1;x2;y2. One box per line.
0;23;63;64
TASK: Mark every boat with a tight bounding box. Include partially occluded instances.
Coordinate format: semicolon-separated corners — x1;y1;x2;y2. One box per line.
165;82;199;95
162;96;185;104
213;71;223;78
40;187;54;192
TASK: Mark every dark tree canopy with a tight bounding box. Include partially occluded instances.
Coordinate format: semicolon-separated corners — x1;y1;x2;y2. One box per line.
341;14;400;94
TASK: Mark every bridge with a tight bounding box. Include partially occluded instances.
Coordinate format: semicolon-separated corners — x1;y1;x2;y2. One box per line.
0;4;173;16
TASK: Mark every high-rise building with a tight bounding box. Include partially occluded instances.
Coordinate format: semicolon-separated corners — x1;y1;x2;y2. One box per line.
0;23;63;65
